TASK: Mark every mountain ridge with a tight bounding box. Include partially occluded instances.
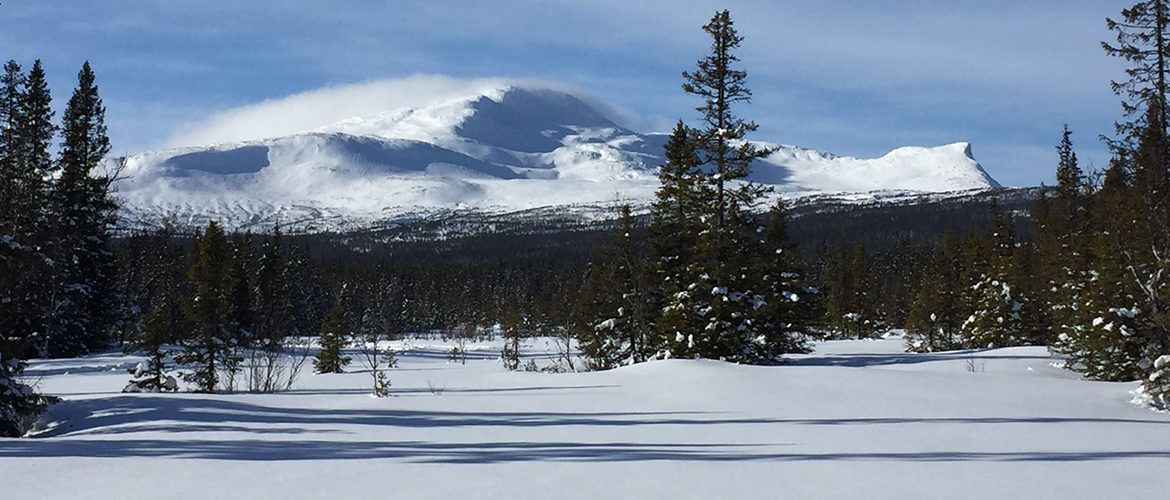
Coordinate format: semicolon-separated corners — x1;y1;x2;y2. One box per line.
112;85;1001;232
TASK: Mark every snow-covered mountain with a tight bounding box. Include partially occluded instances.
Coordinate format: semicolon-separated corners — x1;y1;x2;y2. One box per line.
113;86;1000;232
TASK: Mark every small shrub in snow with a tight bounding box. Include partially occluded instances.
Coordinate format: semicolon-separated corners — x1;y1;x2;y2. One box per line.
123;360;178;393
360;338;397;398
500;309;524;371
1140;355;1170;411
371;370;392;398
1;352;57;437
123;307;180;393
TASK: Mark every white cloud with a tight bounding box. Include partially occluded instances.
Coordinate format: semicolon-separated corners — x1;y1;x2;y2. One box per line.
162;74;664;148
163;74;519;148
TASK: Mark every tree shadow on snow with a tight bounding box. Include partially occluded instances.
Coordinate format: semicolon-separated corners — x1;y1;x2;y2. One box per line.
4;437;1170;464
788;350;1052;369
3;395;1169;463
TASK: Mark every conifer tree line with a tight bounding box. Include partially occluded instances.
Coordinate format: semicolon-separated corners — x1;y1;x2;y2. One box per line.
1;59;115;436
11;2;1170;435
113;223;594;386
901;0;1170;409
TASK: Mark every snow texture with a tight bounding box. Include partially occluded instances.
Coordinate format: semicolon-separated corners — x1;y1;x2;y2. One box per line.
2;338;1168;499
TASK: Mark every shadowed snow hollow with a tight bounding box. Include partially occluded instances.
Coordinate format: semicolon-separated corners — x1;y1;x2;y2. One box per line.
113;85;1000;231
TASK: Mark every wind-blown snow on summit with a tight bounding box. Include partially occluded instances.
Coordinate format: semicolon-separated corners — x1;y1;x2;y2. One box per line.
114;85;1000;231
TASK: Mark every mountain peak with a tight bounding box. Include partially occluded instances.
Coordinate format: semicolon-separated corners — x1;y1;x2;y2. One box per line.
319;85;623;154
113;85;1002;232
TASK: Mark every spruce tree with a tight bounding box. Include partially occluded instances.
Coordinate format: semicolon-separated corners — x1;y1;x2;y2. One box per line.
822;242;882;339
43;61;118;358
248;228;298;391
958;201;1026;349
749;200;817;358
1098;4;1170;398
177;222;240;392
501;307;523;371
122;307;178;393
1055;158;1148;381
1055;125;1086;202
1043;128;1095;355
1010;239;1052;346
577;205;658;370
314;303;352;374
119;226;190;368
905;231;963;352
651;122;714;358
1103;0;1170;149
0;60;33;376
18;61;55;196
1100;102;1170;388
655;9;789;362
682;10;773;233
0;60;26;231
3;61;55;359
0;60;56;434
0;347;55;437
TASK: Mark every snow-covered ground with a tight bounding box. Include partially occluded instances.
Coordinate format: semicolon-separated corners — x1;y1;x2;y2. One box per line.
3;337;1169;499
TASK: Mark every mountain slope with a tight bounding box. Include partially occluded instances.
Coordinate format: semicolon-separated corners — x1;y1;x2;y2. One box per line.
113;86;1000;231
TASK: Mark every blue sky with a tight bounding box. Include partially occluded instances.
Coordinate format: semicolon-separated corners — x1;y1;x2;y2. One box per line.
0;0;1130;187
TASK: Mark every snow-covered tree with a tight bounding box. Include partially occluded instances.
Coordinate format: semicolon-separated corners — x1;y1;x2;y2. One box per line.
0;348;55;437
647;10;807;363
651;122;714;358
0;60;57;434
501;307;524;371
1;60;55;360
1052;161;1148;381
747;200;817;358
577;205;659;370
122;307;178;393
957;201;1029;349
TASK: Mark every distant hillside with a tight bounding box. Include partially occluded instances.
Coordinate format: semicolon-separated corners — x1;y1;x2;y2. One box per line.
112;85;1001;233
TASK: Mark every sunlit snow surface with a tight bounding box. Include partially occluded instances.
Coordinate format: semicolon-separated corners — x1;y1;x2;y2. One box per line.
113;86;1000;232
3;337;1169;500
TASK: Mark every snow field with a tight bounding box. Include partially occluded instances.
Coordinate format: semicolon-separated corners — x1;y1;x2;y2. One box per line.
2;337;1169;499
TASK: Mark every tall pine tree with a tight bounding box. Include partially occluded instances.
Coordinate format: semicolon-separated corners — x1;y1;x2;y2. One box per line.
43;61;118;358
654;10;798;362
651;122;714;358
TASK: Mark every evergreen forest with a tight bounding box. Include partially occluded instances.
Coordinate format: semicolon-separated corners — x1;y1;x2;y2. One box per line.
6;3;1170;437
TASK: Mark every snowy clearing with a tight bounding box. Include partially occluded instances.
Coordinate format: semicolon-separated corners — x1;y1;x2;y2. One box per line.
2;337;1169;499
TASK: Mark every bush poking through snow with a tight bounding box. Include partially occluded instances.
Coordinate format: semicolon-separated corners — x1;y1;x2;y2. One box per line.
1;352;57;437
359;337;397;398
123;360;178;393
123;307;179;393
1141;355;1170;411
501;309;524;371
